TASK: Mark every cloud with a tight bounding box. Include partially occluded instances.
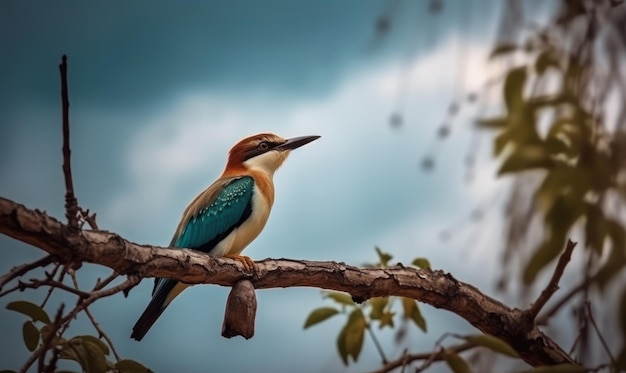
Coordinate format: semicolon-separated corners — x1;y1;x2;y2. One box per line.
100;35;511;372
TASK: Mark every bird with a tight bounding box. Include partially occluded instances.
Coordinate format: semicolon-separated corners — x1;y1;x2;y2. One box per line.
131;132;320;341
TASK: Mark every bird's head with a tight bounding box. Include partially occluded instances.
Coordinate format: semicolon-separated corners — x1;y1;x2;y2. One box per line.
224;133;320;177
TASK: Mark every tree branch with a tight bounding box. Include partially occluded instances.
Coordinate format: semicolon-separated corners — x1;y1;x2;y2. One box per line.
527;239;577;320
0;196;575;367
59;55;78;230
0;255;53;291
367;342;475;373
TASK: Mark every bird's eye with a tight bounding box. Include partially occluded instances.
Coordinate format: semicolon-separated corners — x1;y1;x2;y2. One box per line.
258;142;269;150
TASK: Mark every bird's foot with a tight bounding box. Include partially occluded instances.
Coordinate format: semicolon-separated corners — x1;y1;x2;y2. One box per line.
224;254;256;271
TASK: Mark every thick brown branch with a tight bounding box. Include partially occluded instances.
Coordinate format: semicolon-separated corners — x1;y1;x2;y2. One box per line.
0;197;575;367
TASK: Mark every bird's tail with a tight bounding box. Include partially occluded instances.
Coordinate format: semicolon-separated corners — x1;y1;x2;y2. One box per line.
131;279;185;341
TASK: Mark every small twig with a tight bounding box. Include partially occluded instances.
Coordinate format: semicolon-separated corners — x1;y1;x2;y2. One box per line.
0;277;89;298
585;301;616;366
93;271;119;291
59;55;78;230
84;306;121;361
41;264;62;307
67;269;121;361
0;255;53;291
527;239;577;320
366;323;388;364
367;331;475;373
538;276;594;324
59;275;141;331
399;348;409;373
78;207;98;230
368;343;474;373
569;304;589;355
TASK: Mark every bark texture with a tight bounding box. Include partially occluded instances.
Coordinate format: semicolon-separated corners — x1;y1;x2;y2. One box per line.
0;197;574;367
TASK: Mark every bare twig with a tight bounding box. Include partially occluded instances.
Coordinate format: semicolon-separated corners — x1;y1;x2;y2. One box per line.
585;301;616;366
0;255;52;291
84;305;121;361
60;275;140;329
538;276;595;324
0;277;89;298
68;270;122;361
41;264;62;308
59;55;78;230
78;207;98;230
527;239;578;320
366;323;388;364
93;271;118;291
570;303;589;355
367;342;475;373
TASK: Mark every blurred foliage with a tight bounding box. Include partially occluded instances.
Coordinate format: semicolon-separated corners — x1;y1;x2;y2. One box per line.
480;0;626;369
309;0;626;370
4;301;151;373
304;248;428;365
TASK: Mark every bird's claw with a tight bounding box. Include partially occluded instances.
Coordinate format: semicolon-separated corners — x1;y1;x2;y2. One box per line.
224;254;256;271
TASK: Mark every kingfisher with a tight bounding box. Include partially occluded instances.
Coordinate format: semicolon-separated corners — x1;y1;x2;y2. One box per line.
131;133;320;341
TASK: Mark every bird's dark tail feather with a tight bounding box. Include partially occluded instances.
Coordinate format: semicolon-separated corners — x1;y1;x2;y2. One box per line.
131;280;176;341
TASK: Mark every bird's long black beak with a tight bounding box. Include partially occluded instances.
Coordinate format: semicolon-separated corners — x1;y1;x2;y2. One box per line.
276;135;320;151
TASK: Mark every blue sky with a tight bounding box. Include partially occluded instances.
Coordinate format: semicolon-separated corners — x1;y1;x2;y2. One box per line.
0;1;566;372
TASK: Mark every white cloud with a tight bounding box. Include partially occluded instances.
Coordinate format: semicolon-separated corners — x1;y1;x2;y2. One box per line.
106;36;504;260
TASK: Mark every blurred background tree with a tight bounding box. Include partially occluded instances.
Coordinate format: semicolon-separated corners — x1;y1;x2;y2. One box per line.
307;0;626;371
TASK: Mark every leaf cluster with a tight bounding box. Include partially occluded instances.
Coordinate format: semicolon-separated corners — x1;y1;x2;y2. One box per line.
480;1;626;367
303;248;428;365
3;301;150;373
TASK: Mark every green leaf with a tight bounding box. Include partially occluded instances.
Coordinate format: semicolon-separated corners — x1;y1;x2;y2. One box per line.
303;307;339;329
375;246;393;267
535;50;560;75
595;220;626;289
463;333;519;358
524;241;560;285
494;129;514;156
442;350;472;373
82;337;109;373
79;335;109;356
584;204;607;254
22;321;39;352
412;258;431;269
504;66;527;114
323;291;355;306
6;301;51;325
516;363;585;373
401;298;427;332
115;359;152;373
498;145;552;175
62;338;90;372
378;311;395;329
343;309;366;363
368;297;388;320
475;117;508;129
336;324;349;365
490;43;517;58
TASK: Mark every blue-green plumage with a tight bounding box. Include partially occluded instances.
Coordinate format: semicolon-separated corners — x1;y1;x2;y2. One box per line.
131;176;254;341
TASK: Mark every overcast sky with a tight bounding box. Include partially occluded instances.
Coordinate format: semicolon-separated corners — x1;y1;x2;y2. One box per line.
0;1;564;372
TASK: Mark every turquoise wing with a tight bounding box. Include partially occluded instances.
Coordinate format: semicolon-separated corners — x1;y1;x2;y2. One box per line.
152;176;254;296
174;176;254;251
